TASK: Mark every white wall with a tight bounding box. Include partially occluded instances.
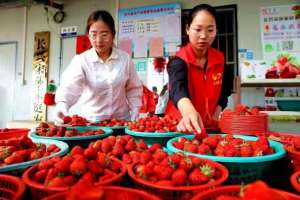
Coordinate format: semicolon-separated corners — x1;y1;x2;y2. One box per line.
0;0;298;125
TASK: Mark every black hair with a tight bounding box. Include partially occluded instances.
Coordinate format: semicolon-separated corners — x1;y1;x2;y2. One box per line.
186;4;217;28
86;10;116;36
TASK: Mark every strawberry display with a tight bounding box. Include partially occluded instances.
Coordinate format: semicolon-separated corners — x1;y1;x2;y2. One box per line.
88;135;163;164
90;118;129;127
265;54;300;79
25;144;126;188
62;115;89;126
0;135;60;166
129;152;227;193
36;126;104;137
127;115;179;133
172;134;274;157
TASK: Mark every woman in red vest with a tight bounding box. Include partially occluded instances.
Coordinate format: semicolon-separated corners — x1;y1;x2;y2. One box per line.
167;4;233;133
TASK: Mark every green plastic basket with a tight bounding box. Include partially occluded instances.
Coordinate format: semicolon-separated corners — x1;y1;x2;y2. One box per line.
0;138;69;173
30;126;113;148
167;134;286;184
125;128;183;146
276;99;300;111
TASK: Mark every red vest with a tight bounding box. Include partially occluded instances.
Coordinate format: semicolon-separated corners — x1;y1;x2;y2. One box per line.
166;44;224;127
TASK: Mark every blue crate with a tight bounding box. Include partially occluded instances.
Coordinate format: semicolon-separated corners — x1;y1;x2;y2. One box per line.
167;134;286;184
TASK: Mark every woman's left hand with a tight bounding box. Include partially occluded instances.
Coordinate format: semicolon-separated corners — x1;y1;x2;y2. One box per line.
212;105;222;121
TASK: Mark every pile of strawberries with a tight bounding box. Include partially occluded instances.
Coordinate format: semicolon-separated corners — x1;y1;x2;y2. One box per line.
173;134;274;157
222;104;261;117
0;135;60;165
90;119;128;127
131;152;227;188
36;126;104;137
63;115;89;126
88;135;163;164
127;115;179;133
28;145;125;188
265;54;300;79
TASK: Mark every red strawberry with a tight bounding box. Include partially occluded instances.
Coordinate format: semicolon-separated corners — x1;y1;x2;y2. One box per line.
84;147;97;160
48;176;67;187
63;116;72;124
111;142;125;157
137;140;148;150
101;140;113;153
125;139;137;152
38;159;55;170
179;158;193;171
4;154;23;164
188;168;209;185
121;154;132;164
139;151;152;164
47;144;58;153
54;155;73;174
70;146;84;156
173;141;184;150
149;143;162;153
87;160;103;176
240;143;253;157
33;169;48;183
198;144;211;154
92;140;102;151
44;168;59;185
203;135;222;148
129;151;140;164
171;168;187;186
200;164;215;178
184;143;198;153
154;165;174;180
61;175;77;186
97;152;110;168
70;157;87;176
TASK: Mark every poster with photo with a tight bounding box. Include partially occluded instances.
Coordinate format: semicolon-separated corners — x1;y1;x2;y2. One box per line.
260;4;300;66
118;3;181;58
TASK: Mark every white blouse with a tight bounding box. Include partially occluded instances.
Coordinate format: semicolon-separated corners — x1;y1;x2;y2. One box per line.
55;47;142;121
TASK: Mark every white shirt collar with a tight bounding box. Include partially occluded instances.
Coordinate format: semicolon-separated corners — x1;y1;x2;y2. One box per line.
90;47;119;63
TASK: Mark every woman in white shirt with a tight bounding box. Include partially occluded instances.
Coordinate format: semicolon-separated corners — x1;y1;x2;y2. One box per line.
54;10;142;123
155;84;169;117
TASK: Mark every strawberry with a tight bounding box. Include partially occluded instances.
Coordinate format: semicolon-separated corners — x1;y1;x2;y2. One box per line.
139;151;152;164
44;168;59;185
171;168;187;186
125;139;137;152
47;144;58;153
20;135;34;148
173;141;184;150
92;140;102;151
179;158;193;171
0;146;15;161
121;154;132;164
188;168;209;185
136;140;148;150
33;169;48;183
29;150;43;160
149;143;162;153
87;160;103;176
70;157;87;176
63;116;72;124
203;135;222;148
224;144;238;157
154;165;174;180
128;151;140;164
70;146;84;156
54;155;73;174
4;153;23;164
198;144;211;154
111;142;125;157
152;150;168;163
184;143;198;153
84;147;97;160
48;176;67;187
101;140;112;153
169;153;182;165
61;175;77;186
240;143;253;157
97;152;110;168
200;164;215;178
67;179;104;200
38;159;55;170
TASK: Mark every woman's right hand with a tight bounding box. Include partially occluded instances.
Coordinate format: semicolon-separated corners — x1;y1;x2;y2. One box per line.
54;103;69;125
177;98;204;133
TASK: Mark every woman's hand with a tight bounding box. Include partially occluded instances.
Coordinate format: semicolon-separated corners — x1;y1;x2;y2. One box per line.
212;105;222;121
54;103;69;125
177;98;204;133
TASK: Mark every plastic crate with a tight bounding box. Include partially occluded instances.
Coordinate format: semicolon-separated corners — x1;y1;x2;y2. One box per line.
190;185;300;200
0;174;25;200
291;171;300;193
125;128;183;146
127;156;229;200
30;126;113;148
43;186;162;200
22;157;127;200
167;134;286;184
276;99;300;111
219;113;268;135
0;138;69;173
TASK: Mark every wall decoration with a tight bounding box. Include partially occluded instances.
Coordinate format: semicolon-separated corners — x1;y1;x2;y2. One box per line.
32;31;50;121
118;3;181;58
260;4;300;66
